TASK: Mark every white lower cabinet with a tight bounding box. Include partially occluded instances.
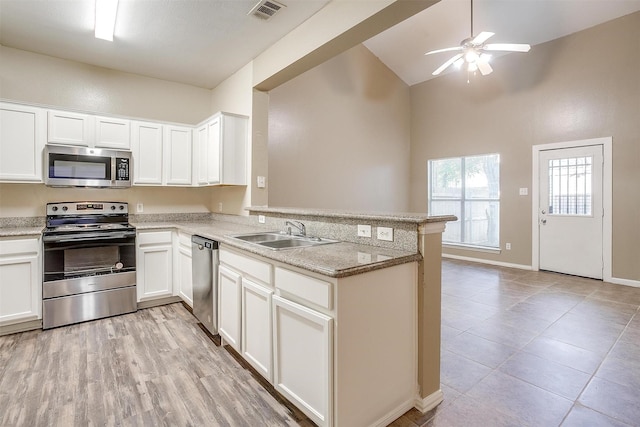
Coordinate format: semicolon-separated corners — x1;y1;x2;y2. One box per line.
136;230;173;302
218;245;417;427
0;236;41;326
174;231;193;307
241;278;273;381
218;264;242;350
273;294;332;427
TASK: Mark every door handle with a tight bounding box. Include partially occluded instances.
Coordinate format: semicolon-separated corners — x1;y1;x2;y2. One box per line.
541;219;547;225
541;209;546;214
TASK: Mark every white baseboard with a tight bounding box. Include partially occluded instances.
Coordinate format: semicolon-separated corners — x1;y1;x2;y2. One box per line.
372;398;417;427
443;253;532;271
608;276;640;288
415;389;444;413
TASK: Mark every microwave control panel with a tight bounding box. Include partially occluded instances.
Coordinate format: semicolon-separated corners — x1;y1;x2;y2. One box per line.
115;158;130;181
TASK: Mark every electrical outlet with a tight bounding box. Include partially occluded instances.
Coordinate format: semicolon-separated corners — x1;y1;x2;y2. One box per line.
357;224;372;238
258;215;266;224
519;188;528;196
377;227;393;242
136;203;143;213
506;243;512;250
257;176;266;188
218;202;223;212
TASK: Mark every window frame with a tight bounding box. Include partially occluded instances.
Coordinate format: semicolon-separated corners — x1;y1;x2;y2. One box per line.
428;153;501;250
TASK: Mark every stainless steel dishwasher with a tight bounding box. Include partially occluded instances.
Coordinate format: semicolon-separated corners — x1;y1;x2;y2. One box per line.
191;235;219;335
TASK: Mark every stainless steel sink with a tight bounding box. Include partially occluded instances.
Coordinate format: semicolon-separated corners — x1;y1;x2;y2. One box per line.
229;231;339;250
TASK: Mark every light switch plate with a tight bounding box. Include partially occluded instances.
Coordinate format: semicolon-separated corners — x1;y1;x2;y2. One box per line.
357;224;372;238
519;187;528;196
257;176;266;188
377;227;393;242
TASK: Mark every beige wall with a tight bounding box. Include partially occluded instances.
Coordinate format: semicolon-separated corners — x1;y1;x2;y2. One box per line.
0;183;212;217
0;46;212;124
409;12;640;281
267;44;411;212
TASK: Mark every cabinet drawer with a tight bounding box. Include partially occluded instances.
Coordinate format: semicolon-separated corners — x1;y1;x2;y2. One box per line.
0;237;40;256
137;230;172;246
220;248;271;285
275;267;332;310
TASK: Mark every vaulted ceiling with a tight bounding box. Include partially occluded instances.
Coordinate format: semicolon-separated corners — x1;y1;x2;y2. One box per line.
1;0;639;89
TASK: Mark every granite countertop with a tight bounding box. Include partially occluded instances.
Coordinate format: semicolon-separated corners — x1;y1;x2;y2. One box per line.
0;226;45;237
247;206;456;224
134;220;421;278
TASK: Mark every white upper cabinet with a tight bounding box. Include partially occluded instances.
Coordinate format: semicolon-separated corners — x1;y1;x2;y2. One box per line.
95;116;130;149
164;125;192;186
132;121;163;185
47;110;94;146
195;112;248;186
48;110;130;149
195;124;209;185
0;103;46;182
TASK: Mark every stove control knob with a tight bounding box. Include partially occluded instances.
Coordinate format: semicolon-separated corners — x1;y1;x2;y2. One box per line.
52;206;58;212
110;205;116;210
62;206;68;212
119;205;125;210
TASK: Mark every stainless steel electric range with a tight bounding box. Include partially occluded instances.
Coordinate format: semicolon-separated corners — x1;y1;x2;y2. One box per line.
42;201;137;329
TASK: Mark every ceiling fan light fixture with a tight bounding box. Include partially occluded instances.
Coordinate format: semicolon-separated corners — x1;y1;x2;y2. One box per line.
95;0;119;41
424;0;530;78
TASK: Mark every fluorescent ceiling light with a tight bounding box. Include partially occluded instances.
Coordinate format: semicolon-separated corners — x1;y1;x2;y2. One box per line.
95;0;119;41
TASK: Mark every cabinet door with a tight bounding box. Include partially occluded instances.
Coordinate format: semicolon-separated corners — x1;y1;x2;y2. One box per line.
132;121;163;185
176;237;193;307
0;103;45;182
0;237;41;325
242;278;273;382
136;232;173;302
47;110;93;146
218;265;242;350
220;114;248;185
195;124;208;185
207;117;221;184
164;125;192;185
95;116;130;149
272;295;333;427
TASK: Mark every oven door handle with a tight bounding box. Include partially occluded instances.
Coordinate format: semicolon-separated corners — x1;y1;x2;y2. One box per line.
43;230;136;243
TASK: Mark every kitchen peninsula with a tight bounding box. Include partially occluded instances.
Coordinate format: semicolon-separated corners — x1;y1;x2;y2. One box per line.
0;207;454;427
134;206;455;425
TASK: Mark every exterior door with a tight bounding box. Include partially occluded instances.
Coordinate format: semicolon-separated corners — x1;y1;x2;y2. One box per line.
538;145;603;279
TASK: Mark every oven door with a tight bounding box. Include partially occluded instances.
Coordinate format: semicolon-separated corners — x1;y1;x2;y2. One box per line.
42;231;136;297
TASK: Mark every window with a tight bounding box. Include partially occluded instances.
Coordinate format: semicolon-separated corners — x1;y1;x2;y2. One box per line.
428;154;500;249
548;156;592;215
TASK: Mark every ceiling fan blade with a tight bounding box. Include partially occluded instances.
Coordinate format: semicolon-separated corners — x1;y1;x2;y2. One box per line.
432;53;464;76
484;43;531;52
471;31;494;45
477;61;493;76
425;46;463;56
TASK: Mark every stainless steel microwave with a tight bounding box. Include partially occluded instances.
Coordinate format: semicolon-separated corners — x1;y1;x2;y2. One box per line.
44;145;132;188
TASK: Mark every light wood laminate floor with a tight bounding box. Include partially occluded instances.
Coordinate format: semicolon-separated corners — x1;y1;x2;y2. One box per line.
0;303;310;427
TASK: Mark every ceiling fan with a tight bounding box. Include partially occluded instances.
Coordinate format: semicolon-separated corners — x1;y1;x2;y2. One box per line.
425;0;531;77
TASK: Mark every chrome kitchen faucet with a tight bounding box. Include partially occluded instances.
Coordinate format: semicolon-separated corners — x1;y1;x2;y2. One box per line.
285;220;306;236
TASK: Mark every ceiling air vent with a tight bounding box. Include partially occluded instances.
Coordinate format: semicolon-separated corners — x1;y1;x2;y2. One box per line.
249;0;286;20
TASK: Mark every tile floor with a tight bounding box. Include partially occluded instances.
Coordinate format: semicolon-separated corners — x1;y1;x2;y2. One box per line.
391;259;640;427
